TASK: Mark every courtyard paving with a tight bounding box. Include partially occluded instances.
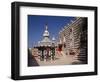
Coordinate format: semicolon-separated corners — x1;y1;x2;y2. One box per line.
34;51;80;66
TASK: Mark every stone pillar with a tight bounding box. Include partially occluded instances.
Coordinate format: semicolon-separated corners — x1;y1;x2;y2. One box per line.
40;49;44;61
51;47;55;60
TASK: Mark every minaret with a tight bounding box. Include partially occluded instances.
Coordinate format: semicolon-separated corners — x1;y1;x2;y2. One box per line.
63;35;66;43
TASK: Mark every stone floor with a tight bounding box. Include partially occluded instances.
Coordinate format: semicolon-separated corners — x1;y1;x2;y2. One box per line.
34;51;80;66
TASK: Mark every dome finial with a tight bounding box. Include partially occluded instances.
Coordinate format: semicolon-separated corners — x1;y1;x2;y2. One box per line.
45;23;48;30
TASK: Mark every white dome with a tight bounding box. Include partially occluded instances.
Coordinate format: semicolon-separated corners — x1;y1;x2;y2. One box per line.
43;30;49;36
43;25;49;37
52;36;55;41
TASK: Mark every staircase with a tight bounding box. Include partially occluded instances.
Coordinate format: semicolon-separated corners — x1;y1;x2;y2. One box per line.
77;47;87;64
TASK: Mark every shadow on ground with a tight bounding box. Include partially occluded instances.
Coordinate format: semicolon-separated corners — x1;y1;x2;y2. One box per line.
28;49;39;67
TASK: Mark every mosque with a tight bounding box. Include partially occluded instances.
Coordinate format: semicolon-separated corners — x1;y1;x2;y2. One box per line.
34;24;57;61
30;17;87;64
38;24;56;47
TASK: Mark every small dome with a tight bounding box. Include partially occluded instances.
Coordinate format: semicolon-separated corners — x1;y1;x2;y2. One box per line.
43;24;49;37
52;36;55;41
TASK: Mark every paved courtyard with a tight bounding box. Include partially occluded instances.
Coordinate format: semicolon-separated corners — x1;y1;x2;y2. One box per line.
34;51;80;66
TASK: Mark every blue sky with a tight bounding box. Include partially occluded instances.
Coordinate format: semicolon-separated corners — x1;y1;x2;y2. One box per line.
28;15;76;48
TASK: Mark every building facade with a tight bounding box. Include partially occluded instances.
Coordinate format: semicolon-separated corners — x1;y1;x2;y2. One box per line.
59;17;87;64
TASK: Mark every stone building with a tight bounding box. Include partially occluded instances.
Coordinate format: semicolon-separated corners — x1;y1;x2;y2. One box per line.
32;24;57;61
59;17;87;64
